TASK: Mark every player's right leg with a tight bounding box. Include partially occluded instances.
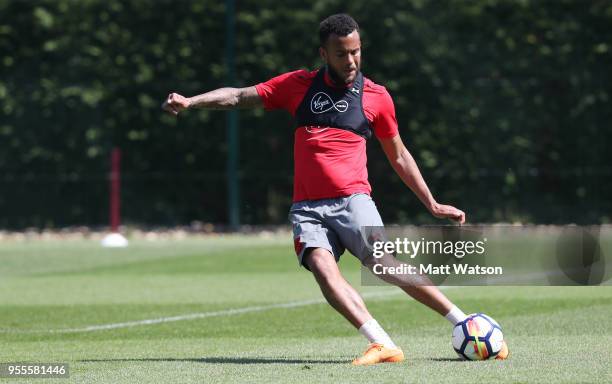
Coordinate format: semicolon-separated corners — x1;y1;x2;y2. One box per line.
303;247;370;328
289;201;403;364
303;247;405;365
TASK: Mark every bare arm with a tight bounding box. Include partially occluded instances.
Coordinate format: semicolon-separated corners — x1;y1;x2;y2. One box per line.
162;86;262;115
379;135;466;223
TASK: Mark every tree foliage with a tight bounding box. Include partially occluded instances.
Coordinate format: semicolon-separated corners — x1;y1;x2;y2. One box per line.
0;0;610;228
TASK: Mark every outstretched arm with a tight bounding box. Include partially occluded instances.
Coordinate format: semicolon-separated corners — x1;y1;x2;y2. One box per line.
162;86;262;115
379;135;466;223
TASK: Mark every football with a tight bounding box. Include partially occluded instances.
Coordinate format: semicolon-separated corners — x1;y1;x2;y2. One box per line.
452;313;504;360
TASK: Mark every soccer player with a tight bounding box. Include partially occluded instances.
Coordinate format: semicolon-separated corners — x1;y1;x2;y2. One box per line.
162;14;508;365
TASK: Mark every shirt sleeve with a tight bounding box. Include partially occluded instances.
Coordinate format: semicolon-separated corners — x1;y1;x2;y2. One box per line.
372;89;400;139
255;70;303;111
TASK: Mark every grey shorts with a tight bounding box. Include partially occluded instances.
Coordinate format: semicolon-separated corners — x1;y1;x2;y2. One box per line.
288;193;385;269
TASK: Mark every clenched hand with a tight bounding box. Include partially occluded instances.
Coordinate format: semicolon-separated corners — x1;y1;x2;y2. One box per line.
162;93;190;116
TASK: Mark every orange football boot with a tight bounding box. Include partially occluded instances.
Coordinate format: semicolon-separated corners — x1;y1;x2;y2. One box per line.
496;340;509;360
351;343;405;366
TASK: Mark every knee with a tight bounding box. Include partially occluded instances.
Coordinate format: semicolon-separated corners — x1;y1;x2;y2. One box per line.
305;248;340;285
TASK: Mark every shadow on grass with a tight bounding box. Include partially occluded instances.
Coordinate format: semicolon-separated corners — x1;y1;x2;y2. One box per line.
419;357;465;362
79;357;348;365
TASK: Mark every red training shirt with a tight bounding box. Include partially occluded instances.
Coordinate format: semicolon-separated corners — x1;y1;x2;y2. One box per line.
255;69;399;202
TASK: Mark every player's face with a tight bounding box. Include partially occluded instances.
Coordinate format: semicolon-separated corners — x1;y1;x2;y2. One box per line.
320;30;361;85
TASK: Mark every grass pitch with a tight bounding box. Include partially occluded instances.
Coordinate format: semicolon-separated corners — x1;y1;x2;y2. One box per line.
0;235;610;383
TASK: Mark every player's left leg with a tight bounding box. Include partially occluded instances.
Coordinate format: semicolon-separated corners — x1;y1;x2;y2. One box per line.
364;250;467;323
328;193;510;360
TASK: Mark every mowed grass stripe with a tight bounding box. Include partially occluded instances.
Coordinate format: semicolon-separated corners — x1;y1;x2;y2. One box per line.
0;290;403;334
1;291;609;342
0;237;292;277
2;303;610;383
41;245;300;277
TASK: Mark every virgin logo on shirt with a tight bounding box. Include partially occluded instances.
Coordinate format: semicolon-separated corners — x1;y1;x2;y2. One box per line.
310;92;349;114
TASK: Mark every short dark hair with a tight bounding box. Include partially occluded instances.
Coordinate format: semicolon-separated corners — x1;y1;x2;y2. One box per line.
319;14;359;46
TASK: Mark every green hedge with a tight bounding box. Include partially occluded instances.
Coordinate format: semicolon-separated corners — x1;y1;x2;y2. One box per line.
0;0;610;228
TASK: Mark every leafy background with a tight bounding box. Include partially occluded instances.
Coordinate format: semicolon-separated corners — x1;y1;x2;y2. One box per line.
1;0;610;228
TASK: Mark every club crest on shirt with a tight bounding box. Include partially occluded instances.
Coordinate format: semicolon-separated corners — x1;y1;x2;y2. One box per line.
310;92;349;114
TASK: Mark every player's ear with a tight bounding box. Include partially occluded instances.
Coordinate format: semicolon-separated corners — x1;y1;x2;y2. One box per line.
319;46;328;63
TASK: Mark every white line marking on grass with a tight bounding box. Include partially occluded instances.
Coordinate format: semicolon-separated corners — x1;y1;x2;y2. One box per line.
2;270;573;335
1;289;410;334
